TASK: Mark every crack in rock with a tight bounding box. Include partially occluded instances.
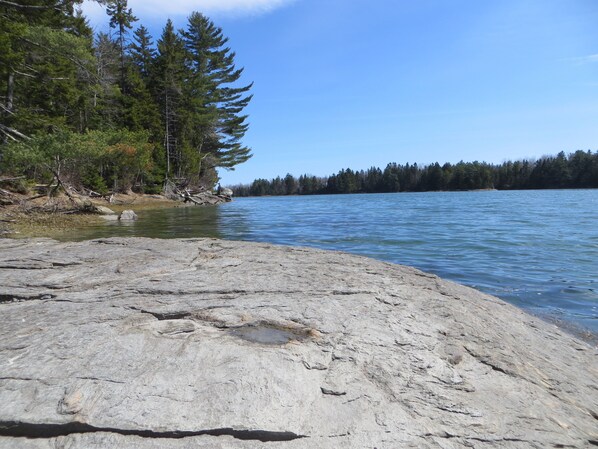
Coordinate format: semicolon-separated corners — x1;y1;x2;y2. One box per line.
0;421;308;442
464;346;516;377
138;309;192;321
0;293;56;303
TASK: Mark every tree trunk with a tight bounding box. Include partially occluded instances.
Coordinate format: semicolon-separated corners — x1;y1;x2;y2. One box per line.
165;93;171;177
6;72;14;114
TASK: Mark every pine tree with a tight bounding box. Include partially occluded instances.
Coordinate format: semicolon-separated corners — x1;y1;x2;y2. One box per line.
0;0;95;141
91;32;121;128
129;25;155;81
105;0;137;91
152;19;186;178
123;26;160;137
182;12;252;183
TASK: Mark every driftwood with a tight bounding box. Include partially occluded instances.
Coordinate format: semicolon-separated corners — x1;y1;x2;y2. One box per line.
0;189;15;205
178;189;202;205
0;176;25;183
26;194;47;201
42;165;76;203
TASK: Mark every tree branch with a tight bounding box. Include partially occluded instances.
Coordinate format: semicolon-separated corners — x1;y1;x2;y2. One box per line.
0;123;30;140
20;37;97;81
0;103;15;115
0;0;62;10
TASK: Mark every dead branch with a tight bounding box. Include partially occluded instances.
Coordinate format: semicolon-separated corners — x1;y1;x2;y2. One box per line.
0;176;25;183
0;102;15;115
0;0;61;9
0;123;31;140
43;164;76;203
26;194;46;201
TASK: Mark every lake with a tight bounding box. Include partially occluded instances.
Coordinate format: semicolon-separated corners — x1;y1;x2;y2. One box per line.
62;190;598;336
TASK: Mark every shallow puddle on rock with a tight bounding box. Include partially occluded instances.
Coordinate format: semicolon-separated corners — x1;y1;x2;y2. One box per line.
230;325;306;345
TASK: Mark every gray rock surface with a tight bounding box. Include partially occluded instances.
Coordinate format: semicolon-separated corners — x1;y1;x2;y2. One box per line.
0;237;596;449
93;205;116;216
118;210;138;221
219;187;234;197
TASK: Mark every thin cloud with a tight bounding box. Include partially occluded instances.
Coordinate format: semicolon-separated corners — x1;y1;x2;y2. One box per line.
127;0;293;16
563;54;598;65
82;0;294;23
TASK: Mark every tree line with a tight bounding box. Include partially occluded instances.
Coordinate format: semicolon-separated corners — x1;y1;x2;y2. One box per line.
229;150;598;196
0;0;252;194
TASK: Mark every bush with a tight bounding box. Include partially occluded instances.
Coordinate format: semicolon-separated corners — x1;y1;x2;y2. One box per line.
1;129;155;194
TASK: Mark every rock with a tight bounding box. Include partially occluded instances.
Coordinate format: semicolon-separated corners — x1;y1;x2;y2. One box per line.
72;197;94;212
219;187;233;197
184;192;230;206
0;238;596;449
118;210;137;221
94;205;116;216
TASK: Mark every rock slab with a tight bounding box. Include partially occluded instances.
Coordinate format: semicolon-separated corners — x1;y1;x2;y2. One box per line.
0;237;596;449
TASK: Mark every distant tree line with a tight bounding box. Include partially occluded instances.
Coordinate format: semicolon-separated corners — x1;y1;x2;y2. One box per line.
228;150;598;196
0;0;252;194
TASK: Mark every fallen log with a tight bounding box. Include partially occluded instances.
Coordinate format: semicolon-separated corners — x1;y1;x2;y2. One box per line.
0;176;25;183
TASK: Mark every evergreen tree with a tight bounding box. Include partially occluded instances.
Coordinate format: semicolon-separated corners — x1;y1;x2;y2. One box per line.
123;26;160;138
0;0;95;141
106;0;137;90
152;19;187;178
182;12;253;183
91;32;121;128
129;25;155;80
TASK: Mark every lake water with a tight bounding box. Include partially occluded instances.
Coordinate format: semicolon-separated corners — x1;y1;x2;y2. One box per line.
64;190;598;336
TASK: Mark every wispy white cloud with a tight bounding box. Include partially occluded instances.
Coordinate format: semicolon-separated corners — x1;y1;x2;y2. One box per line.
82;0;294;20
563;54;598;65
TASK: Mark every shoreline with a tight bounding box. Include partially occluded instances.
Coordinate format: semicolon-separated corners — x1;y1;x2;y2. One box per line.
2;193;596;346
0;191;227;239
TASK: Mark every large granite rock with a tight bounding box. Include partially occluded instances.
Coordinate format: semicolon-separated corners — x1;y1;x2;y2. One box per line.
0;238;596;449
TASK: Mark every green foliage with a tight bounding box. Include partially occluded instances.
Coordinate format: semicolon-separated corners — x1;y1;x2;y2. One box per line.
129;25;155;80
2;129;154;193
231;151;598;197
181;12;253;172
0;4;253;191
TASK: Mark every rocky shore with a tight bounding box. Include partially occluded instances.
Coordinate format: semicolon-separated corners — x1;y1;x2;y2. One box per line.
0;191;230;238
0;238;596;448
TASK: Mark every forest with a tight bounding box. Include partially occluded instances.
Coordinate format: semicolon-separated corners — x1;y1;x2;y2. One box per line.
0;0;252;195
229;150;598;196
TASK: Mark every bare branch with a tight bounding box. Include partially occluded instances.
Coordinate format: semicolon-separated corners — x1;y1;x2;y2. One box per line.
0;0;61;10
0;123;31;140
0;103;15;115
13;70;36;78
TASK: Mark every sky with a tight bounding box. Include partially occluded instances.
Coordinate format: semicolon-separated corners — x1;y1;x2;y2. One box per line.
81;0;598;185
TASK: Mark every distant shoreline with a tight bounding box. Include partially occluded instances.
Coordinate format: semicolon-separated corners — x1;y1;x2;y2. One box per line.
227;150;598;196
229;186;596;198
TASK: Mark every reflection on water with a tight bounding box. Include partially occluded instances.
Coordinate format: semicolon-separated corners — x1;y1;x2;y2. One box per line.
52;190;598;335
63;205;227;241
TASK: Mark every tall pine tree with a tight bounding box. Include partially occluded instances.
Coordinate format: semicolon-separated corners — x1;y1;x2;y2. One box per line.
129;25;155;81
182;12;252;183
152;19;186;178
105;0;137;91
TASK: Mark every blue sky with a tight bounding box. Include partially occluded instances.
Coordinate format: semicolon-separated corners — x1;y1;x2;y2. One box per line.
82;0;598;185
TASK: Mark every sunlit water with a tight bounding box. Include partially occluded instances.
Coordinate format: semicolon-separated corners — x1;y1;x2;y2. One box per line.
61;190;598;335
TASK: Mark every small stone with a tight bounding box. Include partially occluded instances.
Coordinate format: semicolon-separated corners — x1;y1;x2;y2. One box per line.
118;210;138;221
